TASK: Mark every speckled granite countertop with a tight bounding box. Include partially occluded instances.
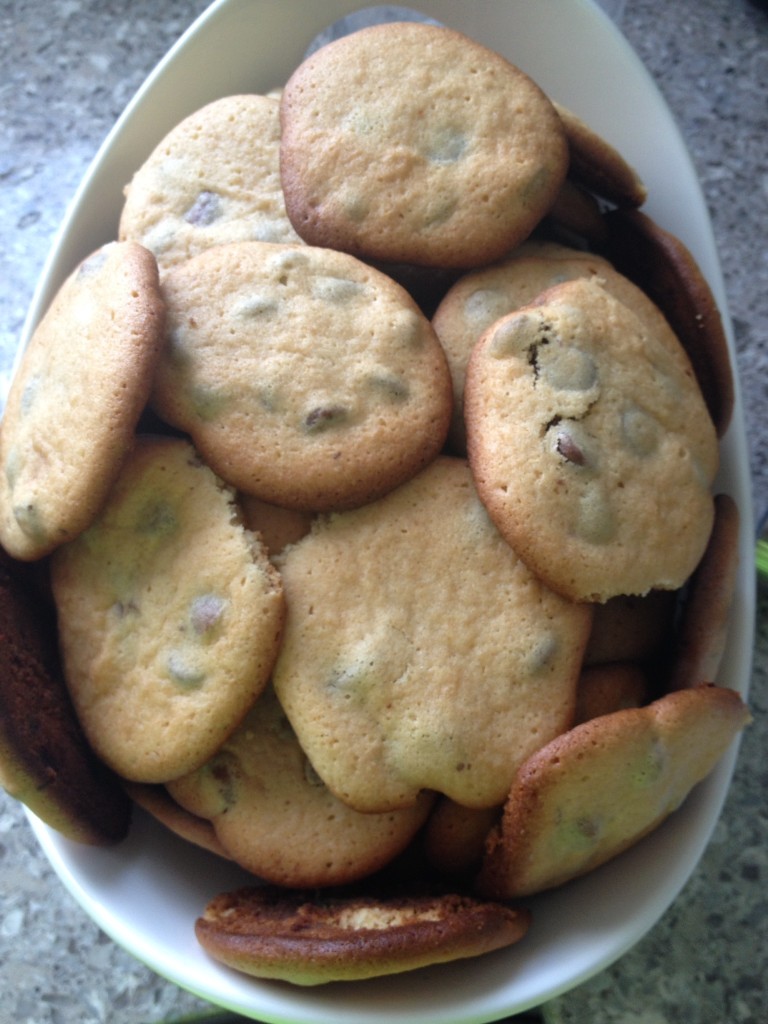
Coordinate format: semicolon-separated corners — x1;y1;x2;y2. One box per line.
1;1;766;1022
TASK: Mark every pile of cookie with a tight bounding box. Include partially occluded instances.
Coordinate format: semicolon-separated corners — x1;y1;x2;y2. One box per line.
0;20;751;985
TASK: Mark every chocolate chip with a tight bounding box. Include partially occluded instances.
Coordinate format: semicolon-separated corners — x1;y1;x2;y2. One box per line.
304;405;349;434
184;190;221;226
555;430;586;466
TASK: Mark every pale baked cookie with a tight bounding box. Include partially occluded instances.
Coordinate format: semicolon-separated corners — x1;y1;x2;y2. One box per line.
279;22;568;268
119;94;302;272
50;436;284;783
0;549;131;845
195;885;531;985
475;684;751;899
465;277;719;602
273;457;593;813
152;241;452;511
601;208;734;436
667;493;740;691
0;241;164;561
168;687;434;888
553;102;647;208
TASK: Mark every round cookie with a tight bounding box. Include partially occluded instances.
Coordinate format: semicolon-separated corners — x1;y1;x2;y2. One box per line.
195;885;531;985
465;276;720;603
475;684;751;899
0;549;131;845
0;241;165;561
272;456;593;813
50;436;284;783
119;94;302;272
279;22;569;268
152;241;452;511
168;686;434;889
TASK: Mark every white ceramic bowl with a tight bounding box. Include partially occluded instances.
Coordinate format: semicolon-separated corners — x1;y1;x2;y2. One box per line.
22;1;755;1021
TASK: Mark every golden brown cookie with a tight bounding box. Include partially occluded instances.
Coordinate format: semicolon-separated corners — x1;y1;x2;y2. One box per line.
51;436;284;783
279;22;568;268
168;686;434;889
475;684;751;899
195;885;531;984
0;241;165;560
119;94;302;272
465;277;719;602
124;782;230;859
152;241;452;511
273;456;592;813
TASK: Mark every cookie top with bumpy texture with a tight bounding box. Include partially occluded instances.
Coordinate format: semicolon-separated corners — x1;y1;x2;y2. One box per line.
119;94;302;272
152;241;452;511
0;241;165;561
475;684;751;898
168;686;434;889
279;22;569;268
273;457;593;814
50;436;284;784
465;277;719;603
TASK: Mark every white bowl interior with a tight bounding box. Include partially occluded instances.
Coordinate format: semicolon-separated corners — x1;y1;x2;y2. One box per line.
22;1;755;1021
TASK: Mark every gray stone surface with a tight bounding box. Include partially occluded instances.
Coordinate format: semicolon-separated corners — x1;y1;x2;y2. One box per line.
0;1;766;1022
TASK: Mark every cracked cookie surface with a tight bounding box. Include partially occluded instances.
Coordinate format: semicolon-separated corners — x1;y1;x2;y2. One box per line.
465;277;719;602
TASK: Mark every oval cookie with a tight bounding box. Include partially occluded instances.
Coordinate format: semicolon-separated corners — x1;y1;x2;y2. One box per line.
169;686;434;888
195;885;531;985
465;277;719;602
50;436;284;783
475;684;751;898
279;22;568;267
0;241;165;560
152;241;452;511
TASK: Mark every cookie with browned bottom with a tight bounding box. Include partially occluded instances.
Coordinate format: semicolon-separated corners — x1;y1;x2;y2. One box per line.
280;22;568;268
475;684;751;898
169;686;434;889
0;241;165;560
195;885;530;984
0;549;131;845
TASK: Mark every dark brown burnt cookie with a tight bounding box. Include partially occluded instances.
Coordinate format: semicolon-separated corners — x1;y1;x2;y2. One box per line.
0;548;131;845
